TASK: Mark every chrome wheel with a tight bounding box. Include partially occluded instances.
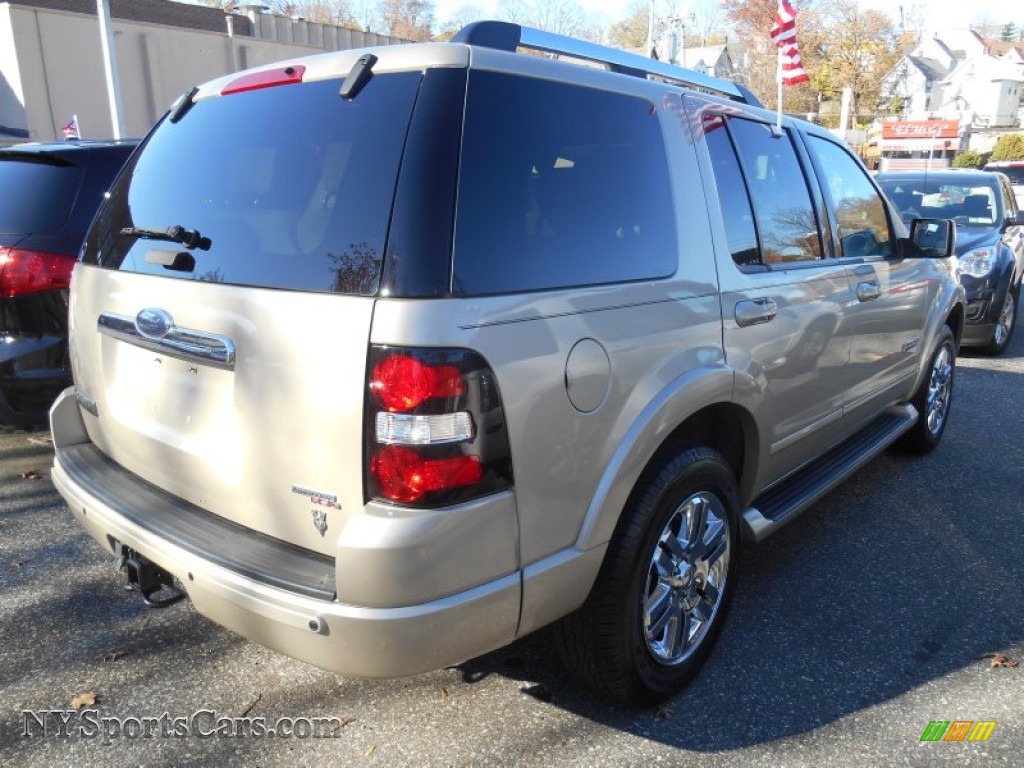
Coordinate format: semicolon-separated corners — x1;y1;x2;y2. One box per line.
643;491;730;666
993;291;1016;348
926;341;953;435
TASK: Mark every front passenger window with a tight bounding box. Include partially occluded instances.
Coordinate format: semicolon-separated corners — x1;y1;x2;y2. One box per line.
806;136;892;258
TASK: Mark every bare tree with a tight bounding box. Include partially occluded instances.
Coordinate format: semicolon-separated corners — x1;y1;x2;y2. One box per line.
268;1;358;27
379;0;436;40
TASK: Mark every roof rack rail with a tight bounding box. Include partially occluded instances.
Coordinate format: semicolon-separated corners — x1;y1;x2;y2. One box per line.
450;20;763;108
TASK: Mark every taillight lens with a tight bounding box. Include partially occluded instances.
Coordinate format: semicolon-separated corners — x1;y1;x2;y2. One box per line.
0;248;75;298
365;346;513;506
371;354;464;412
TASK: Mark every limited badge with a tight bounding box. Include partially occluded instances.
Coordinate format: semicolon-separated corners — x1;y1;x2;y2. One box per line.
311;508;328;537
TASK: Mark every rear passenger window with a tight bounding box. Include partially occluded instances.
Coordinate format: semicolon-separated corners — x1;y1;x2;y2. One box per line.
452;72;677;295
724;119;822;265
805;136;892;258
704;120;760;266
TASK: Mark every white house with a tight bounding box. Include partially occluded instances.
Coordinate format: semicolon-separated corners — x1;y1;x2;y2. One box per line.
880;29;1022;130
939;55;1023;127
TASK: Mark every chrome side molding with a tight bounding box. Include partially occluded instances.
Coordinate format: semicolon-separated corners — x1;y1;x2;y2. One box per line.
97;311;236;370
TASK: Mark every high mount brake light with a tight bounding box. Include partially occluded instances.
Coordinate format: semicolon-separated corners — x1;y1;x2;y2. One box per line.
0;248;75;298
222;65;306;96
365;347;513;506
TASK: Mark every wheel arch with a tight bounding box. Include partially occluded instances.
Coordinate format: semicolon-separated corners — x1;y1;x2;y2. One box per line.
575;385;759;554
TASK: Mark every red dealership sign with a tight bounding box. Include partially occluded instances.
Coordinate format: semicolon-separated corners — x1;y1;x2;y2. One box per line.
881;120;959;139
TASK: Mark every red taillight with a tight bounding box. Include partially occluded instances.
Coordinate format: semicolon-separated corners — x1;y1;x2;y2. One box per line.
366;347;512;507
370;354;464;412
0;248;75;298
371;446;482;503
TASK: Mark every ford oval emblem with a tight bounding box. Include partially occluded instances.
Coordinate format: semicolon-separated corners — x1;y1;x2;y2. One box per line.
135;308;174;339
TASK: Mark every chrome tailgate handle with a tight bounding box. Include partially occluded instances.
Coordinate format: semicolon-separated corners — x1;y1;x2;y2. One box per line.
735;298;778;327
97;310;236;370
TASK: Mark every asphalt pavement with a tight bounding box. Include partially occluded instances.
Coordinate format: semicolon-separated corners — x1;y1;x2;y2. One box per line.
1;324;1022;767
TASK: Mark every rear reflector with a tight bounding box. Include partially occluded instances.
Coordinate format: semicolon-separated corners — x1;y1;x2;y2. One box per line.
0;248;75;298
222;65;306;96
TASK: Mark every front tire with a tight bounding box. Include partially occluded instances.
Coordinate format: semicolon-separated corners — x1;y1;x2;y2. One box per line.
555;447;739;705
898;324;955;455
983;286;1017;356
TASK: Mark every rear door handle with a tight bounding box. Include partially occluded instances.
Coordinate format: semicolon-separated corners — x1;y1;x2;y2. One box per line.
735;298;778;327
856;281;882;302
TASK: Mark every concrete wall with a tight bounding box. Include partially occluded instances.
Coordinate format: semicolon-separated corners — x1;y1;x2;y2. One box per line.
0;4;407;144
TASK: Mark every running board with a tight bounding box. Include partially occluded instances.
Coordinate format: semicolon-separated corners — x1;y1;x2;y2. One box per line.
741;404;918;543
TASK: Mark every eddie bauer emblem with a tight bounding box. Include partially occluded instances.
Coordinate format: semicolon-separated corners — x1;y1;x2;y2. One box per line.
311;508;328;537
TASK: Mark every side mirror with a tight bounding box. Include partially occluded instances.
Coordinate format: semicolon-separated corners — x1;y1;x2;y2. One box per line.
909;218;955;258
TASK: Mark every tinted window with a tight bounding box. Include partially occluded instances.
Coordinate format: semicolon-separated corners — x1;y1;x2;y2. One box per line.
0;157;83;234
806;136;892;258
726;119;821;264
84;73;421;295
704;118;760;266
453;72;677;295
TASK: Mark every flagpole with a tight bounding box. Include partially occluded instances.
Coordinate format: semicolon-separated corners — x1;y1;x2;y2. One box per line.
776;47;783;131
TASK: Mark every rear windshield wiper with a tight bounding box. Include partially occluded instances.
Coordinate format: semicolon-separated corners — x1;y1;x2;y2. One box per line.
120;225;211;251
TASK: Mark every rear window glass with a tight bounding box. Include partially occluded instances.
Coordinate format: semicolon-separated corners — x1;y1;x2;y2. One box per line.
84;72;421;295
0;157;82;234
452;72;677;295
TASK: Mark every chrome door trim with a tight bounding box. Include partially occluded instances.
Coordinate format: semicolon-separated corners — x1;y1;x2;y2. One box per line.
97;311;236;370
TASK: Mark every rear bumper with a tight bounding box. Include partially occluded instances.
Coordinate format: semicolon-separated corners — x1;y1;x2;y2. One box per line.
49;388;521;677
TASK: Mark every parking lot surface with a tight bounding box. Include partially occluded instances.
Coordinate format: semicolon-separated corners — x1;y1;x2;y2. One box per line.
1;327;1022;767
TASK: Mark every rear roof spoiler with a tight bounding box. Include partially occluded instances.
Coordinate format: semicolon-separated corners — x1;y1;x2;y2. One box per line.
450;20;763;108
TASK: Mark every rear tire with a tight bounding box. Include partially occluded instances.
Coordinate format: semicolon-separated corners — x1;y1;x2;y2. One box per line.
555;447;738;705
898;324;955;455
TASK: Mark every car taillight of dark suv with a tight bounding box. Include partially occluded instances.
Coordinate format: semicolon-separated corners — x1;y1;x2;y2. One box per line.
0;140;137;426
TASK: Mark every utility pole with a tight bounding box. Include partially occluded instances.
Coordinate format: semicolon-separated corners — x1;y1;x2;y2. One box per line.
646;0;655;58
97;0;126;139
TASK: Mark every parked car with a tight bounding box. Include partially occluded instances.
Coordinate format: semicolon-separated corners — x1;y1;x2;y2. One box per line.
50;22;964;705
984;160;1024;210
0;140;137;425
877;169;1024;355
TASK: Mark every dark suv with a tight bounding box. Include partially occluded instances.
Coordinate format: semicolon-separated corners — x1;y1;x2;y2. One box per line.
0;140;137;425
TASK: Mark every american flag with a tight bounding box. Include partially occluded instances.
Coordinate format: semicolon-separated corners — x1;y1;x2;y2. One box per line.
61;115;80;140
770;0;810;86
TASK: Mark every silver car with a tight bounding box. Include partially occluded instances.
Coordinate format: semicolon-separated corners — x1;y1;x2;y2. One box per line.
50;22;964;704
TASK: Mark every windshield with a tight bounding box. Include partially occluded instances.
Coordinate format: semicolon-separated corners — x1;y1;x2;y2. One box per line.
83;72;421;295
878;178;1001;227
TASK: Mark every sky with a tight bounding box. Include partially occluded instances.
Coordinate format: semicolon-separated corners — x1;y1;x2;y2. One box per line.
432;0;1018;29
174;0;1018;31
